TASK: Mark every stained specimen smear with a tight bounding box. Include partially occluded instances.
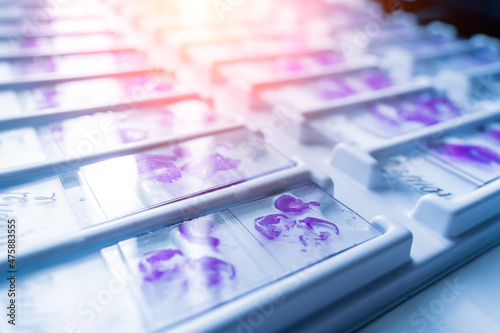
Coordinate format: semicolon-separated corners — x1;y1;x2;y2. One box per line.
372;95;460;127
438;142;500;164
486;125;500;142
179;219;220;248
274;195;320;213
316;78;355;100
254;214;293;240
191;256;236;287
362;71;393;90
137;150;241;183
299;216;339;235
255;195;339;247
139;250;235;288
139;249;185;282
491;129;500;142
137;153;182;183
315;52;342;66
180;153;240;180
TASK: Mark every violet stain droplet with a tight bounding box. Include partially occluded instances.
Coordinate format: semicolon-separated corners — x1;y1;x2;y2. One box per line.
191;256;236;287
181;153;240;180
178;219;220;248
274;195;320;213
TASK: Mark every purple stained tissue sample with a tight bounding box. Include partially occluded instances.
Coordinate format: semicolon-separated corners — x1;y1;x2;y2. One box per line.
405;95;460;125
19;38;42;49
191;256;236;287
281;36;308;53
137;153;182;183
138;249;235;288
173;146;191;158
180;153;240;180
254;195;339;247
299;217;339;235
274;195;320;213
137;150;239;184
372;95;461;127
437;142;500;164
16;57;57;75
487;125;500;142
179;219;220;248
39;88;60;109
362;71;393;90
254;214;295;240
315;52;342;66
316;78;355;100
139;249;186;282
